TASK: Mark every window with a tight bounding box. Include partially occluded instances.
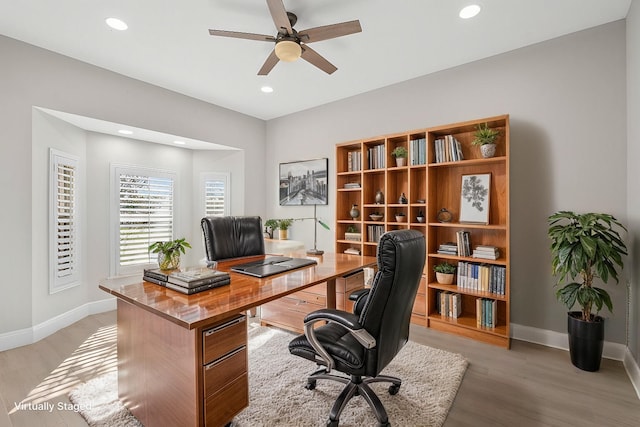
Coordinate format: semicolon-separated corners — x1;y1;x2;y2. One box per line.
111;165;176;276
49;149;80;293
202;172;230;217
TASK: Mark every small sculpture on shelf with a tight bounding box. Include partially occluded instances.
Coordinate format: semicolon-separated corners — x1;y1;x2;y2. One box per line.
395;212;406;222
374;190;384;204
349;204;360;219
398;192;408;204
437;208;452;223
416;210;425;223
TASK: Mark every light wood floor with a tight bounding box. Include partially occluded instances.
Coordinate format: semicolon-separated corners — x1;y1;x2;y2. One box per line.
1;311;639;427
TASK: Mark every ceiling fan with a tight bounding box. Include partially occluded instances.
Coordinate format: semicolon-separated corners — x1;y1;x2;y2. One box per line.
208;0;362;75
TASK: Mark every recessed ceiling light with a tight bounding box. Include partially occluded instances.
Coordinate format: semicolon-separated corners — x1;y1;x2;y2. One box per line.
261;86;274;93
118;129;133;135
459;5;481;19
106;17;128;31
173;140;186;145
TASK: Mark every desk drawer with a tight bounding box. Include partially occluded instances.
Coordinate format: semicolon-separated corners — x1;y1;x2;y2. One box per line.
204;346;247;398
205;373;248;427
337;270;364;293
203;315;246;365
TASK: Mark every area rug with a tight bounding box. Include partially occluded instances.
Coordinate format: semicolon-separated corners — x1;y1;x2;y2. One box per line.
70;325;467;427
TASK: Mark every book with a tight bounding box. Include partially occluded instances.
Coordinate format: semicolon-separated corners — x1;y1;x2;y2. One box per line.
143;274;166;286
167;268;230;288
143;268;171;282
166;277;231;294
344;247;361;255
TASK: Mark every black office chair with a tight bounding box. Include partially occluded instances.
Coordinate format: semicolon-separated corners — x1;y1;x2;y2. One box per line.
201;216;265;262
289;229;426;427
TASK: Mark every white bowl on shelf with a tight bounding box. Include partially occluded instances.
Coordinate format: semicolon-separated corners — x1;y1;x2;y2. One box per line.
369;214;383;221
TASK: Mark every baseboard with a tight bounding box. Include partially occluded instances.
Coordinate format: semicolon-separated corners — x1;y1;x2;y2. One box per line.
512;322;640;400
511;322;627;360
624;347;640;399
0;297;116;352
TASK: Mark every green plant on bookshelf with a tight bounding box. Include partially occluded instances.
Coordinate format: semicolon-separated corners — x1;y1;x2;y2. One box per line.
148;238;192;270
548;211;627;371
391;146;408;167
434;262;456;285
472;122;500;158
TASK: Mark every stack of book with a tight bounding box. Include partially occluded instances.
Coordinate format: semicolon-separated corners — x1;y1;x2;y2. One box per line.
433;135;465;163
343;182;361;189
344;247;361;255
144;268;231;295
435;291;462;318
437;242;458;255
476;298;497;328
456;230;471;257
472;245;500;260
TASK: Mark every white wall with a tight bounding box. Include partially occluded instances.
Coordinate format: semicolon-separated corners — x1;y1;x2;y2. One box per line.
627;0;640;364
0;34;266;336
266;21;630;344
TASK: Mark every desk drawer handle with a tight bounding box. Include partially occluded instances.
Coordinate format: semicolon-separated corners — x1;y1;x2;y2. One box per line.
205;316;245;336
205;346;245;369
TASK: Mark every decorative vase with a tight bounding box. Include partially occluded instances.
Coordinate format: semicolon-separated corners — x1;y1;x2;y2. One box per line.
374;190;384;204
436;272;455;285
395;157;406;167
158;252;180;270
395;215;405;222
480;143;497;158
567;311;604;372
398;192;408;204
349;204;360;219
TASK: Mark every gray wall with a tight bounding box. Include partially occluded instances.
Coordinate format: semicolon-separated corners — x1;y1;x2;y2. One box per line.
0;35;266;334
266;21;630;344
627;1;640;364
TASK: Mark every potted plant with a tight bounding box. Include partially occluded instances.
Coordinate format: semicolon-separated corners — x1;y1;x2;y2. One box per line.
416;210;425;223
265;218;295;240
548;211;627;371
391;146;408;167
395;211;406;223
148;238;192;270
471;122;500;158
434;262;456;285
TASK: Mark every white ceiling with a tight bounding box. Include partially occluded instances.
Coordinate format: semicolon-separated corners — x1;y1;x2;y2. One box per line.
0;0;632;121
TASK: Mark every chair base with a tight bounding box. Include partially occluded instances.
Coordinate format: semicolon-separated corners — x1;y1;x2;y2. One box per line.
306;368;401;427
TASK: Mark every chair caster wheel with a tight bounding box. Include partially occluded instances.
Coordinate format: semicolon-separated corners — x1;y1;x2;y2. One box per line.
388;384;400;395
327;420;339;427
305;380;316;390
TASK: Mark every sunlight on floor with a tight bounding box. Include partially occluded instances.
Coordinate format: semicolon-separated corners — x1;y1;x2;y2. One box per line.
9;324;117;414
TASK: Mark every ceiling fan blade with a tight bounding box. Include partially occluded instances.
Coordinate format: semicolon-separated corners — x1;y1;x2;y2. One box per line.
258;50;280;75
266;0;292;34
300;45;337;75
209;29;276;42
298;20;362;43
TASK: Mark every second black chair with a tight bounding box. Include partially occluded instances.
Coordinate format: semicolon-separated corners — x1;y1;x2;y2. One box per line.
288;229;426;427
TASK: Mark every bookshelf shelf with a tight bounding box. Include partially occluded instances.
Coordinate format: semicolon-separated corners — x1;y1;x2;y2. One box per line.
335;115;510;347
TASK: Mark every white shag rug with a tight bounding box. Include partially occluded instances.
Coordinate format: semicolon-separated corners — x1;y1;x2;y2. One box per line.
70;325;467;427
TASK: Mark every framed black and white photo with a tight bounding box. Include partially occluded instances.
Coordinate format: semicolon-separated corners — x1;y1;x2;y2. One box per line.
279;158;328;205
459;173;491;224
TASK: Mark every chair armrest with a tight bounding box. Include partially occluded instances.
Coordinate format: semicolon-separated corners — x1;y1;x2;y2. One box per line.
303;309;376;372
348;288;370;301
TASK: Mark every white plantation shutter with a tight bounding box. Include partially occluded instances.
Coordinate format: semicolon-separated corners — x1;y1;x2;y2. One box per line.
113;166;176;275
203;173;230;217
49;149;79;293
118;174;174;266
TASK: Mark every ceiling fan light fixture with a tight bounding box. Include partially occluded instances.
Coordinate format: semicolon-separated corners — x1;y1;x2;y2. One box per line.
275;40;302;62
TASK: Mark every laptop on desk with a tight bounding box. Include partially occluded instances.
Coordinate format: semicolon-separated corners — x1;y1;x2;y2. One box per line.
231;256;317;278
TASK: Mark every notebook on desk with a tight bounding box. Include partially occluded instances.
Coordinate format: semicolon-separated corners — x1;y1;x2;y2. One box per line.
231;256;317;278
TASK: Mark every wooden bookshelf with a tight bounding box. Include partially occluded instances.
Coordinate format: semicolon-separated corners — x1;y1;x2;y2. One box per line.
335;115;510;348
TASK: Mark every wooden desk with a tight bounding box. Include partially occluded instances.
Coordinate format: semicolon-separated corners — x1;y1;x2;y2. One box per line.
99;253;376;427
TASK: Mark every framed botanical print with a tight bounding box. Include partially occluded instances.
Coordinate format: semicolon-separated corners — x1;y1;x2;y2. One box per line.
459;173;491;224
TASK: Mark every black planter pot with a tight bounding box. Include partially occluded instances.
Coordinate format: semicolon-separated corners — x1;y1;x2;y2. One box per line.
567;311;604;372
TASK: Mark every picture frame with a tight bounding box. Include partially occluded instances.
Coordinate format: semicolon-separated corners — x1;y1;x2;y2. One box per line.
459;173;491;224
279;158;328;205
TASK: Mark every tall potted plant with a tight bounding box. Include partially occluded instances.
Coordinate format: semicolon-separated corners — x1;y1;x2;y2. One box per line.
548;211;627;371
